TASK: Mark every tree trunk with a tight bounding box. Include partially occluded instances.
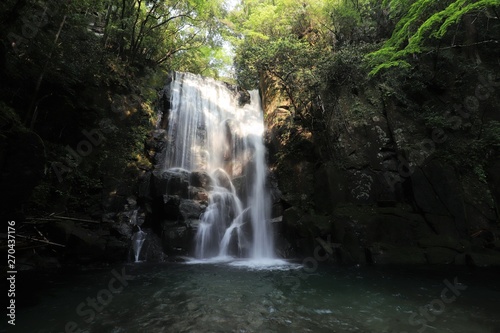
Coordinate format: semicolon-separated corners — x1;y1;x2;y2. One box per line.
26;15;67;130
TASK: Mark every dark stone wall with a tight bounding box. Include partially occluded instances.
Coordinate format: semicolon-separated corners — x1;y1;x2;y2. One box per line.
262;73;500;266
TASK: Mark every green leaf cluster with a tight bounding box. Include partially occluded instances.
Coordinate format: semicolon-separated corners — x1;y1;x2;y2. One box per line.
367;0;500;75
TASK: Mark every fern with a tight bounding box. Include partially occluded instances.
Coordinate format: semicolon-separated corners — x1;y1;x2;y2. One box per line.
435;0;500;38
369;60;411;76
367;0;500;76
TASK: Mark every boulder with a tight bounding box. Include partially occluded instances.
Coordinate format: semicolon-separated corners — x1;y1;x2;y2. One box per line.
188;186;209;202
135;230;165;262
212;168;232;191
179;199;206;220
152;169;190;198
163;195;181;220
186;219;201;230
190;171;213;189
161;222;191;255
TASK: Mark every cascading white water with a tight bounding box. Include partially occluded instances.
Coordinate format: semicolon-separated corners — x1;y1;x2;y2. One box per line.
162;72;274;259
129;209;147;262
132;226;147;262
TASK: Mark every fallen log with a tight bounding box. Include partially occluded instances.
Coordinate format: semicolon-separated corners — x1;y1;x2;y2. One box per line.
17;235;66;247
52;215;100;224
26;216;100;224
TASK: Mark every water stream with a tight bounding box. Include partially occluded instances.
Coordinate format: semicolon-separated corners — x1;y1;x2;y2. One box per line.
161;72;273;260
131;227;147;263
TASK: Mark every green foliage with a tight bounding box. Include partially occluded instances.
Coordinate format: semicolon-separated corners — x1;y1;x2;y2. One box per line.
230;0;391;137
367;0;500;75
326;0;390;46
0;0;229;76
100;0;228;73
231;0;337;123
321;43;374;88
231;0;330;39
236;34;330;123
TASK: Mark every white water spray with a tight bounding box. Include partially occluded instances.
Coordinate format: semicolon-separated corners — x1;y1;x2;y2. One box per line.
162;72;274;259
132;226;147;262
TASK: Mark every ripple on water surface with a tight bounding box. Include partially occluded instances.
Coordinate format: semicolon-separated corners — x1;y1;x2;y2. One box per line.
14;263;500;333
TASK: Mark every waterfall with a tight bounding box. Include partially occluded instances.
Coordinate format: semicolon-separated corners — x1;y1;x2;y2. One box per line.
161;72;274;259
130;209;147;262
132;226;147;262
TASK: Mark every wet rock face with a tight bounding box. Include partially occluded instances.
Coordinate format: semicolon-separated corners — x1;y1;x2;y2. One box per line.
261;73;500;266
140;86;214;256
189;186;209;202
152;169;190;198
179;199;205;220
163;195;181;220
212;169;232;191
190;171;212;189
140;168;215;256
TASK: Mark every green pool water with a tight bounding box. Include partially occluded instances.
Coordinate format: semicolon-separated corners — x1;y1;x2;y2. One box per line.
12;261;500;333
